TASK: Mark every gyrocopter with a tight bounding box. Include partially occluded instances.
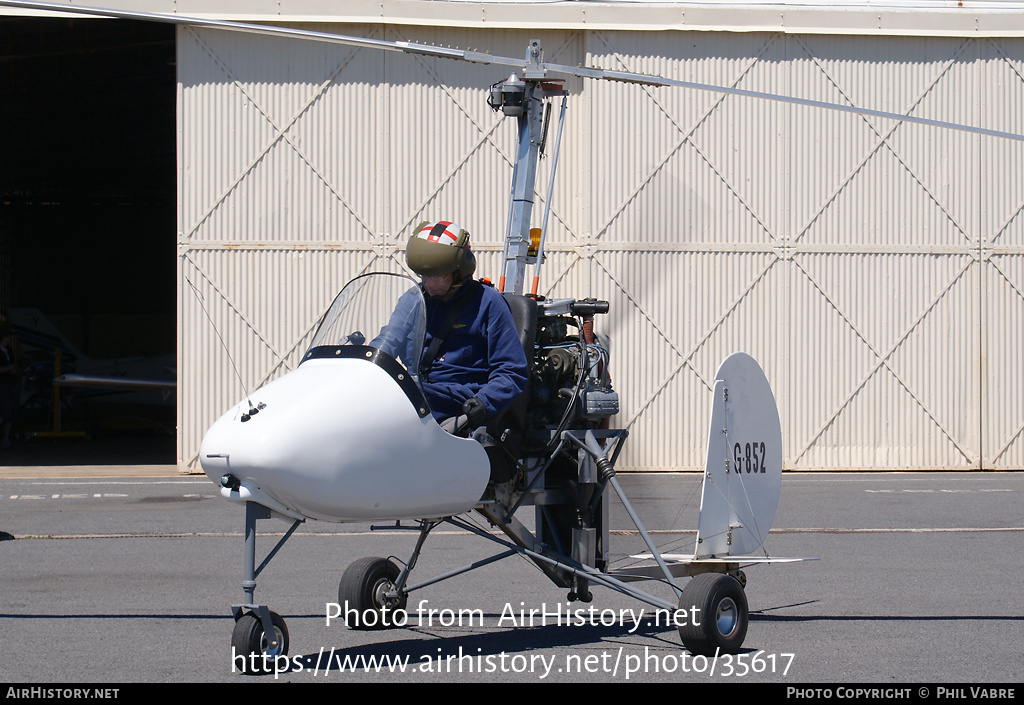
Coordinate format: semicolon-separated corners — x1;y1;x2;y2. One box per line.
191;29;804;669
7;0;1022;676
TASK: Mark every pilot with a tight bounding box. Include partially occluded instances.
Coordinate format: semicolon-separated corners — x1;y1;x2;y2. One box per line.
405;220;528;433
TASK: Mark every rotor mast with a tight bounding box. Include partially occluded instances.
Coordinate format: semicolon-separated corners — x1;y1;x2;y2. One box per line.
491;41;565;296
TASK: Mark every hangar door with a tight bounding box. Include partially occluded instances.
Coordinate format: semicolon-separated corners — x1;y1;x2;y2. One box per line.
177;25;1024;471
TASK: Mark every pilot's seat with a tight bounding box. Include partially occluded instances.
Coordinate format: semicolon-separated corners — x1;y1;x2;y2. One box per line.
485;294;537;482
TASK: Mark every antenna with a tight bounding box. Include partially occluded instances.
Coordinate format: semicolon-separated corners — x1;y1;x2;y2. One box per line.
185;278;263;421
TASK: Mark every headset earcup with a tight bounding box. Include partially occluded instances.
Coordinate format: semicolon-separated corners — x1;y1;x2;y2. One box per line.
458;246;476;280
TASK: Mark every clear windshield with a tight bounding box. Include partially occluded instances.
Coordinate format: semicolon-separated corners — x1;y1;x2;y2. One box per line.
306;273;426;377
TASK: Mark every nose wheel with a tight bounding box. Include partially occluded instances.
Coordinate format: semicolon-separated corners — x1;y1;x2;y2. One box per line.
231;609;289;675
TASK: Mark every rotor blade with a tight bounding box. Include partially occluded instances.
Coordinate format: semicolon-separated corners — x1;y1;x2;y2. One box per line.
0;0;526;69
53;374;175;392
542;60;1024;142
3;0;1021;142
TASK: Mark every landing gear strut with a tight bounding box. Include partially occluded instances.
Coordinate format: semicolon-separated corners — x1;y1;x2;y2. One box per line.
229;501;302;674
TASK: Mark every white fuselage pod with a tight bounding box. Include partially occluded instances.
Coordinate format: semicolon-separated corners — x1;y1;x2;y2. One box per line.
199;358;490;522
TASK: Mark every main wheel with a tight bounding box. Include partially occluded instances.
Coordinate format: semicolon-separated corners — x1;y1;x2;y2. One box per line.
338;557;408;630
678;573;748;656
231;611;289;675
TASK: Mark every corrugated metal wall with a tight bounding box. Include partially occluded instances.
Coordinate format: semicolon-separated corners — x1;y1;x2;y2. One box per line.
177;24;1024;471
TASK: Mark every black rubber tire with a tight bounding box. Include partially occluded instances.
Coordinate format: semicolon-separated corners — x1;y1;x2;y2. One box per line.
338;557;408;630
678;573;748;656
231;611;289;675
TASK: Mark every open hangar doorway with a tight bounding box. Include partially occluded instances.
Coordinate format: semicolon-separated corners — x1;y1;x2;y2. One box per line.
0;17;176;465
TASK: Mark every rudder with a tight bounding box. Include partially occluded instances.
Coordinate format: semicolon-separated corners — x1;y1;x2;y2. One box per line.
694;352;782;558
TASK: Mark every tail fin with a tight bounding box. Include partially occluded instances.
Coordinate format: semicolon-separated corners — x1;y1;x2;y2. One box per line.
695;352;782;558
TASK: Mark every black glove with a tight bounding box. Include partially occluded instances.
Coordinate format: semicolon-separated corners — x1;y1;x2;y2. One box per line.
462;396;486;427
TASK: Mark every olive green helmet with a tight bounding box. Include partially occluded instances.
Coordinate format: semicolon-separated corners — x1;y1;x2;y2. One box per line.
406;221;476;280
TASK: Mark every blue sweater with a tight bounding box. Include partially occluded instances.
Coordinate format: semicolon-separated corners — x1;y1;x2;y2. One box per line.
420;280;528;421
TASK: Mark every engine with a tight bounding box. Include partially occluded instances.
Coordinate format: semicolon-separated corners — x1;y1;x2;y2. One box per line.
526;297;618;439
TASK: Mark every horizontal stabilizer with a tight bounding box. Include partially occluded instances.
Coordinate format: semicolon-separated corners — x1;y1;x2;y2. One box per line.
611;554;814;582
631;553;813;565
